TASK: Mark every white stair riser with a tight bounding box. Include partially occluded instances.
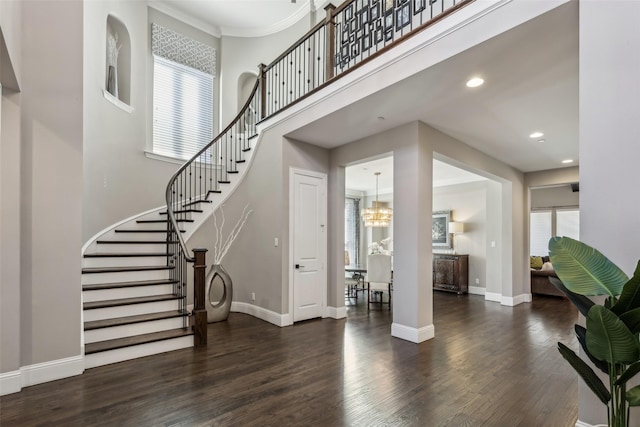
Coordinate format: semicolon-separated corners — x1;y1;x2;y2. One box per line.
93;243;174;254
81;269;171;285
84;317;187;344
84;300;180;322
112;232;179;241
83;256;169;268
82;284;176;302
84;335;194;369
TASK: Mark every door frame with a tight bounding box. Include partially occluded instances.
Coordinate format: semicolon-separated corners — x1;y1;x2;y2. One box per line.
288;167;328;323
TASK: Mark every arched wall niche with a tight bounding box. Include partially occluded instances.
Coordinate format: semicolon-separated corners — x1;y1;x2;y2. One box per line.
105;14;131;106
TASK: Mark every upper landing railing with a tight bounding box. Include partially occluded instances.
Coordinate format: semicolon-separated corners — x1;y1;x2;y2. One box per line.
166;0;474;347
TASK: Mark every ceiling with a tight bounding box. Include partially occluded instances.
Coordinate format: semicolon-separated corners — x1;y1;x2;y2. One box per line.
149;1;578;174
148;0;318;37
287;1;579;173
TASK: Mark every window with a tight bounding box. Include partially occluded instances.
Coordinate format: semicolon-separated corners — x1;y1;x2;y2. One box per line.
152;56;213;160
345;198;360;267
151;24;216;161
530;208;579;256
530;210;552;256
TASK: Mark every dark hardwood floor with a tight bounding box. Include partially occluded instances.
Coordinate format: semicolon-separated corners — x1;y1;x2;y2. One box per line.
0;292;579;426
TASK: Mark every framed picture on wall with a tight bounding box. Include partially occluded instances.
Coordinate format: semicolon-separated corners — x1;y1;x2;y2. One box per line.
432;211;451;248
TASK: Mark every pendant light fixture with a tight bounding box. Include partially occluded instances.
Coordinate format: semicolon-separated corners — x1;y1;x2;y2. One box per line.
361;172;392;227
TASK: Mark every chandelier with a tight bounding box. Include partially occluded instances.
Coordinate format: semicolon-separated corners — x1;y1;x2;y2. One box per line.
361;172;392;227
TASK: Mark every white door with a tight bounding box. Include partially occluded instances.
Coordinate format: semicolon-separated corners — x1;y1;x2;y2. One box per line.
291;169;327;322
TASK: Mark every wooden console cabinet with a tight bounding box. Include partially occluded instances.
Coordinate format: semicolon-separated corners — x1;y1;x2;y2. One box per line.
433;254;469;294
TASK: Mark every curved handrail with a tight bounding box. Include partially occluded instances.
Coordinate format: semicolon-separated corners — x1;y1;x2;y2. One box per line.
165;76;261;262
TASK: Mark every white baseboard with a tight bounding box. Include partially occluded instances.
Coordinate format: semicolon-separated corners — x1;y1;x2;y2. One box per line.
468;286;485;295
501;293;532;306
0;370;22;396
485;292;502;302
1;354;84;395
391;323;435;343
325;306;346;319
231;302;291;327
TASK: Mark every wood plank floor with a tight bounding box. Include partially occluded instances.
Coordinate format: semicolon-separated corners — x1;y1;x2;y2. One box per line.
0;292;579;426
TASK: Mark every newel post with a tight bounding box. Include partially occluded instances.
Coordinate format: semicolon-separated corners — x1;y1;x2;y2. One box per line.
259;63;267;119
193;248;208;347
324;4;336;81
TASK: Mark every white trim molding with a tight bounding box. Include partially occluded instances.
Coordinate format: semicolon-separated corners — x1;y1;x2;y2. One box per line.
0;370;22;396
576;421;607;427
325;306;347;319
1;355;84;395
468;286;486;296
391;323;435;343
501;293;532;306
231;302;291;327
485;292;502;303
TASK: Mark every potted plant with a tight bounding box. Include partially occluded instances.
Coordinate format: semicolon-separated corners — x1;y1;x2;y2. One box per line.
549;236;640;427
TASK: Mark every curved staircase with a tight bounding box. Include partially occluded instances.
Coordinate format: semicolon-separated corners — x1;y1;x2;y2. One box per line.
82;133;259;369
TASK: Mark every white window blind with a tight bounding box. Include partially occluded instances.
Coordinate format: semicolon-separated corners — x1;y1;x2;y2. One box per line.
530;210;552;256
152;55;213;160
557;209;580;241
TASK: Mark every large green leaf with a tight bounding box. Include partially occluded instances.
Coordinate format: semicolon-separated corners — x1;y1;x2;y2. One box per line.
575;324;609;374
628;385;640;406
619;308;640;334
549;237;628;297
612;261;640;316
615;361;640;386
586;305;640;364
549;277;594;317
558;342;610;404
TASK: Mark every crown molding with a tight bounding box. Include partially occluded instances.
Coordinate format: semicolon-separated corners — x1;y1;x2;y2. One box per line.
221;0;311;38
148;1;222;38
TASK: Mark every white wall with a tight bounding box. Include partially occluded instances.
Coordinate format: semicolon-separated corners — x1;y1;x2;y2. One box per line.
434;181;487;290
579;2;640;425
530;184;578;209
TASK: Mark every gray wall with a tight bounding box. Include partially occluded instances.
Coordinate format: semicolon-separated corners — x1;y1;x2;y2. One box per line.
83;3;221;241
8;0;83;369
185;135;329;314
530;184;578;209
579;2;640;425
433;181;487;290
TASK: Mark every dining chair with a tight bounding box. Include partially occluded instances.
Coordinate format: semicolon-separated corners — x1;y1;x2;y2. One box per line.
366;254;392;310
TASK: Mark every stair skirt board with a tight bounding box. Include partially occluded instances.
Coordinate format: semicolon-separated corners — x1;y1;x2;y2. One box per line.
81;269;171;285
84;300;181;322
84;317;187;344
84;335;194;369
83;256;169;268
82;284;176;302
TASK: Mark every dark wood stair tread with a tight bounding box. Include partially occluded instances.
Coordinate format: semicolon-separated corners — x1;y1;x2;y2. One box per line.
82;265;174;274
228;171;239;174
159;209;203;215
183;200;212;207
85;328;193;355
82;279;179;291
83;294;183;310
84;310;189;330
242;147;252;151
207;190;222;195
96;240;178;244
218;181;231;184
84;253;172;258
236;160;246;164
114;229;185;233
136;219;193;224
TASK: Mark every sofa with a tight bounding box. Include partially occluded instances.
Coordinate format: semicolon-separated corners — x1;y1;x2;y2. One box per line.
530;256;564;297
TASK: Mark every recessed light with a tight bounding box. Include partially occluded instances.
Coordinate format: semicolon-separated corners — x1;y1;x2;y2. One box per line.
529;132;544;139
466;77;484;88
562;159;574;164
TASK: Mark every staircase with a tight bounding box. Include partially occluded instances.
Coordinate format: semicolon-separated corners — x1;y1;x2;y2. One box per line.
82;136;258;369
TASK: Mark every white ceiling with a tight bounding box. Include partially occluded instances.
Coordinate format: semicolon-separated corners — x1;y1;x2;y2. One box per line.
346;157;486;195
150;1;578;174
148;0;318;37
287;2;579;173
